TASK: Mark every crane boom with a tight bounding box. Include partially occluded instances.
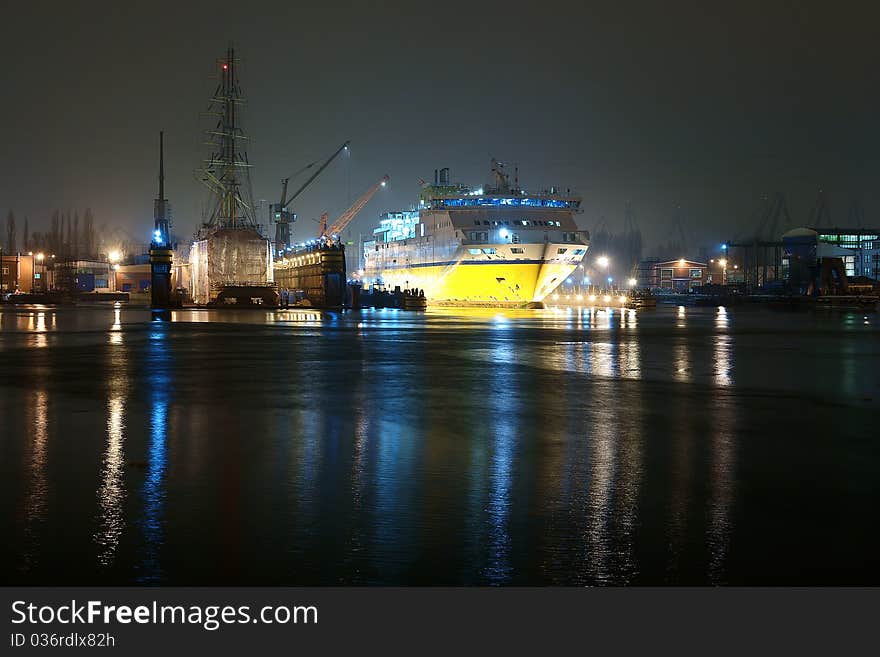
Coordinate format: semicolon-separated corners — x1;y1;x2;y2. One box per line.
282;140;350;210
321;174;390;238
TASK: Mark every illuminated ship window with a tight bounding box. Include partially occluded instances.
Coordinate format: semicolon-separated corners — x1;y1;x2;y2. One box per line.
468;248;482;255
511;248;525;254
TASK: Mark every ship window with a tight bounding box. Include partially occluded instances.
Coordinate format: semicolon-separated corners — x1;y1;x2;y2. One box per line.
483;221;489;226
511;233;520;244
511;247;525;254
557;248;568;254
572;249;586;255
482;248;496;255
690;268;702;278
468;249;482;255
474;220;480;225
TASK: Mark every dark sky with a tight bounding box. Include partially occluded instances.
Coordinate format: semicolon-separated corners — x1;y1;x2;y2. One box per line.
1;1;876;251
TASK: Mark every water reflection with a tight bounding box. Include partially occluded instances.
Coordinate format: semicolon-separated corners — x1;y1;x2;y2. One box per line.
3;303;877;586
138;326;170;582
20;388;49;573
714;307;732;386
585;404;617;583
707;395;736;584
673;342;691;382
95;311;128;567
31;311;48;348
483;340;515;583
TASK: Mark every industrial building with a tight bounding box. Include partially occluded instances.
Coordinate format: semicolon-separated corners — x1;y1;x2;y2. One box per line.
781;227;879;294
639;258;710;292
0;253;38;293
812;227;879;279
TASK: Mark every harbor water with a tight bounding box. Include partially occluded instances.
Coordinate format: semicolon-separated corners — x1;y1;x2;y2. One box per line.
1;304;878;585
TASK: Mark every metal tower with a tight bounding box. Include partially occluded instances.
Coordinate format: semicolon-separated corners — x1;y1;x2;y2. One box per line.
197;46;257;233
150;131;174;309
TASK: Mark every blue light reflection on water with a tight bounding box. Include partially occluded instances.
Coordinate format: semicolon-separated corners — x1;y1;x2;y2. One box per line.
1;304;879;585
137;325;170;583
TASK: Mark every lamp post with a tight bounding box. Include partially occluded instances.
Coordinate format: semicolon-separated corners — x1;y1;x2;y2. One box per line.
108;251;121;292
719;258;728;285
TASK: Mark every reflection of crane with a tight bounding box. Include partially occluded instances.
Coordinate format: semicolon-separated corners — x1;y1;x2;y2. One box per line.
319;175;389;238
272;140;350;249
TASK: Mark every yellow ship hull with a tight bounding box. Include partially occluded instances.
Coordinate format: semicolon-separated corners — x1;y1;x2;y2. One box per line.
368;260;578;304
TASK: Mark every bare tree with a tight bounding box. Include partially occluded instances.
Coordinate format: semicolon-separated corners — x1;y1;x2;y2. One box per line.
61;213;68;255
50;210;60;254
5;210;16;253
83;208;96;258
73;211;80;259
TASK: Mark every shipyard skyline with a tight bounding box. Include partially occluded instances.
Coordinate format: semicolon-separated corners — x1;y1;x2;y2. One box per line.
1;1;877;253
2;3;879;650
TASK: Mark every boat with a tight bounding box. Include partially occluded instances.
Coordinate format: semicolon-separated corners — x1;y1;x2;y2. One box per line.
360;160;589;306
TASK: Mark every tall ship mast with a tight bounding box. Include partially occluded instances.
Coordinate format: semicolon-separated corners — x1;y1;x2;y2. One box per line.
189;47;276;307
197;46;257;233
362;160;589;305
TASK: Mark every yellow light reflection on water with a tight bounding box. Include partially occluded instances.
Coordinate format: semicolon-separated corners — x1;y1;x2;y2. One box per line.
21;389;49;572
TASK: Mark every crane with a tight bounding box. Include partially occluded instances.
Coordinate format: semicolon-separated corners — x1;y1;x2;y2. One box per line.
318;174;390;238
272;140;350;249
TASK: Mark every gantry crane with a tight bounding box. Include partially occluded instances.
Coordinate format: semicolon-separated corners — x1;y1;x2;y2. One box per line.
272;140;350;249
318;174;390;238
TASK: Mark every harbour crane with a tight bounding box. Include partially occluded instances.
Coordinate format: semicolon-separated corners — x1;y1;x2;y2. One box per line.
318;174;390;238
272;140;351;249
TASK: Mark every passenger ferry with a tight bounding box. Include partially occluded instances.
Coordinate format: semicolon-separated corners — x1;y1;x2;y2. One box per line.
362;160;589;305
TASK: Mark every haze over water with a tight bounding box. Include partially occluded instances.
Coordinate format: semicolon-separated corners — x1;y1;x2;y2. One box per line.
1;304;877;585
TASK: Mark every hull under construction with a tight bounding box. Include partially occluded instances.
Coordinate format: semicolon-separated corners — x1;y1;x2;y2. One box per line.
190;227;276;306
273;242;346;308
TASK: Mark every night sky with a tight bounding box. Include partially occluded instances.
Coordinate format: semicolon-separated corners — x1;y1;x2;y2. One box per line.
1;1;876;251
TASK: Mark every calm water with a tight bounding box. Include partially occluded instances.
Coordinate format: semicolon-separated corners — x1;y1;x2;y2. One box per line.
1;303;878;585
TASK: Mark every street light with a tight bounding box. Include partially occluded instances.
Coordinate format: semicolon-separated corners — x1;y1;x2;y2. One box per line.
597;255;609;269
627;277;637;287
108;251;122;292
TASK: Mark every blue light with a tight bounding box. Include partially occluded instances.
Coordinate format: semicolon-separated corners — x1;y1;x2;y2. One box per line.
499;228;509;239
435;197;577;209
153;229;162;243
721;243;728;250
565;278;573;285
607;276;613;284
582;277;590;284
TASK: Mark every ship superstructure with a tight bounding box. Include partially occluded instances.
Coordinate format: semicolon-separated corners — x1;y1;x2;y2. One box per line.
362;161;588;304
